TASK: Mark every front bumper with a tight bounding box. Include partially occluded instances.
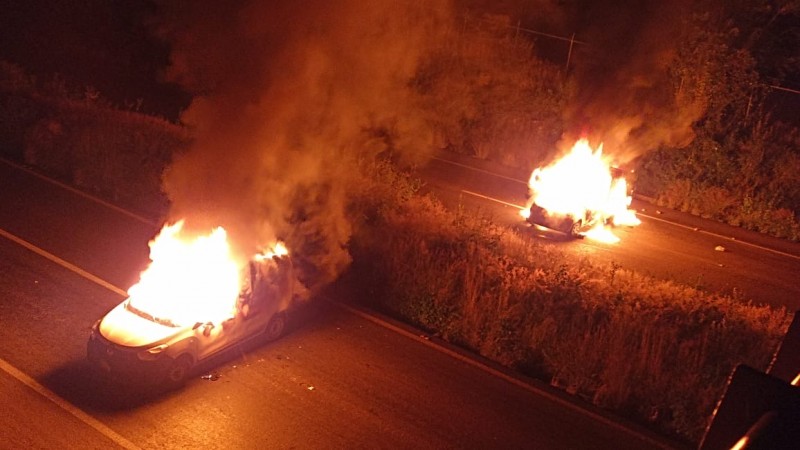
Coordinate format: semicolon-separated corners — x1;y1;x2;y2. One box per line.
526;204;572;232
87;330;171;383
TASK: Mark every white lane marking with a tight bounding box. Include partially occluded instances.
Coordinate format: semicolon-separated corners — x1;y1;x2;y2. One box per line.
0;228;135;447
640;213;800;261
0;157;157;227
0;228;136;447
439;155;800;260
432;156;528;184
2;161;669;449
461;190;525;209
461;188;800;261
0;358;141;450
0;228;128;297
326;298;673;450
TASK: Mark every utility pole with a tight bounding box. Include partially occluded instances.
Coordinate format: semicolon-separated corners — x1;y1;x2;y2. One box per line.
565;33;576;72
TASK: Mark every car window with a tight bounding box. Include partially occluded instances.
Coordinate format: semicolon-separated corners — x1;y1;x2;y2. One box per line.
126;301;180;328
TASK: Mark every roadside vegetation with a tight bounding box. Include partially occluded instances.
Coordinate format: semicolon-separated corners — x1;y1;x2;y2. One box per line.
348;160;791;442
631;3;800;240
412;7;800;241
0;61;188;217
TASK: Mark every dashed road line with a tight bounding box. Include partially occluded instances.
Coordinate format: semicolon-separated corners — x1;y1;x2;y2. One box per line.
460;186;800;260
0;157;157;227
0;227;127;297
461;189;525;209
640;213;800;261
2;162;674;450
0;227;134;447
0;358;141;450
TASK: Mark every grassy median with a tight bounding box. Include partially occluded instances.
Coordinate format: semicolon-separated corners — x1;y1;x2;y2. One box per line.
4;88;792;443
347;161;792;443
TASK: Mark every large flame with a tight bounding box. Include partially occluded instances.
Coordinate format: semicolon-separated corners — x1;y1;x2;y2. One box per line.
127;221;243;327
522;139;640;243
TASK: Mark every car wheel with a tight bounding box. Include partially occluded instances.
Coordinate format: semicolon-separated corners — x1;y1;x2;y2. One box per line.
166;354;193;387
264;312;286;342
567;219;583;238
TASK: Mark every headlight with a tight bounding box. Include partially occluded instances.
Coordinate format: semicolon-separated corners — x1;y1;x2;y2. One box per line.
138;344;169;361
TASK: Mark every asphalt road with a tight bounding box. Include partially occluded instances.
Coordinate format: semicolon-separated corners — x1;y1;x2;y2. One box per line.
418;153;800;311
0;160;675;449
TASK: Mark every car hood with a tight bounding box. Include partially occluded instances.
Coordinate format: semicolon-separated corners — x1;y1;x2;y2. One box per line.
99;300;182;348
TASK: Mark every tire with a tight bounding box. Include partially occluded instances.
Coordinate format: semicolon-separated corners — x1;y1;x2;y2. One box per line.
165;354;193;388
263;312;287;342
566;219;583;238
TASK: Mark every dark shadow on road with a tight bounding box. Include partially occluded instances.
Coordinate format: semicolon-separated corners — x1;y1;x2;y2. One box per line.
38;300;327;413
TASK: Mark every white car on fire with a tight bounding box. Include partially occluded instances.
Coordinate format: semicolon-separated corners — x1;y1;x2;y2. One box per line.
88;255;294;387
522;140;639;239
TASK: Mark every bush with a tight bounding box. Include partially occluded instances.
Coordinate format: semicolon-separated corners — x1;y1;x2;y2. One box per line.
348;167;791;443
413;14;565;168
1;90;188;216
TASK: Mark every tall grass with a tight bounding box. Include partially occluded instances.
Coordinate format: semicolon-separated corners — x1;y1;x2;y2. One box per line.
3;78;791;442
1;62;189;216
349;163;791;442
3;92;188;216
656;179;800;241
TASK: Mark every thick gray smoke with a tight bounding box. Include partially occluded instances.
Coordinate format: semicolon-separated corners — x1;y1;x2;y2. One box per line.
560;0;705;162
154;0;452;294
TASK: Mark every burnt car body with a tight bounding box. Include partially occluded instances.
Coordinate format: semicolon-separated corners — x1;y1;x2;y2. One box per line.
526;203;599;238
87;257;293;387
524;165;633;238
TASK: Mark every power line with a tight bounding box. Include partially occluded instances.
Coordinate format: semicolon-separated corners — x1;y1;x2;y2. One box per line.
769;85;800;95
468;14;585;45
514;24;586;45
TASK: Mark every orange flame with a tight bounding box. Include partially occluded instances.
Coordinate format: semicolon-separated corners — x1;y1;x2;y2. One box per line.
522;139;639;243
127;221;242;327
255;241;288;261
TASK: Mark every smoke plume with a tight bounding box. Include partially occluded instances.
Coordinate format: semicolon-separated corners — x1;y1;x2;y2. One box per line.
153;0;452;294
561;0;705;162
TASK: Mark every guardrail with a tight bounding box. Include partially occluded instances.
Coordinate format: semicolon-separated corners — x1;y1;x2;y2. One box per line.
699;310;800;450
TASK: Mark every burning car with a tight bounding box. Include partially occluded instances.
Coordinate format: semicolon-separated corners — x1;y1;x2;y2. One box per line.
522;139;639;241
87;222;294;387
525;202;601;238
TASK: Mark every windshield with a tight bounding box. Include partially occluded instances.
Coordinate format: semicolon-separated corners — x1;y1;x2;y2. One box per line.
125;301;180;328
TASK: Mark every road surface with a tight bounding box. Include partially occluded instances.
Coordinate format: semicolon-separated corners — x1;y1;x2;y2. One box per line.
418;152;800;311
0;159;676;448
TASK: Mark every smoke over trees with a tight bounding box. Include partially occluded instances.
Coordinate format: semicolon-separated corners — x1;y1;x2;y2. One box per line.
147;0;800;298
442;0;800;236
152;0;455;294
